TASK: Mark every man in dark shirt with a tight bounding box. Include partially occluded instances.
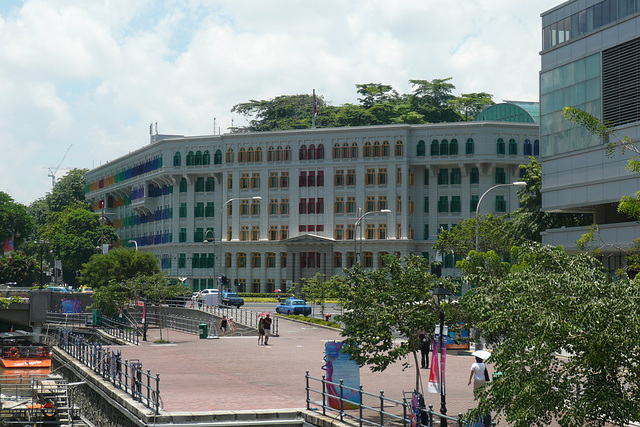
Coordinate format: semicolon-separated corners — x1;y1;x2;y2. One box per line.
263;314;272;345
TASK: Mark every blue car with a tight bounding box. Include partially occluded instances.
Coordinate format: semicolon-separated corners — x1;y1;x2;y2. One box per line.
276;298;312;316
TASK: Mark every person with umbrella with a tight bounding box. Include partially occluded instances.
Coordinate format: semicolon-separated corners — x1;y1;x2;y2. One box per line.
263;313;272;345
468;350;491;394
257;312;269;345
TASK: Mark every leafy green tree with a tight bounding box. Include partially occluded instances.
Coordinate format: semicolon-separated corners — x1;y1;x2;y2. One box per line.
300;272;333;316
231;94;323;132
40;205;117;286
460;243;640;427
434;215;517;258
331;255;458;389
45;169;90;214
0;191;33;247
80;248;160;289
355;83;398;108
510;157;592;244
448;92;494;120
409;78;462;123
0;251;39;286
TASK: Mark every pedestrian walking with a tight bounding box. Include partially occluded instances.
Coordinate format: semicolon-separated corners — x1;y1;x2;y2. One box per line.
257;317;265;345
263;313;272;345
419;331;431;369
219;315;229;336
468;356;489;394
197;290;203;309
229;317;237;336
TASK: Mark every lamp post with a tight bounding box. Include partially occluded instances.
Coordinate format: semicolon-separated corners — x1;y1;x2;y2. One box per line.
475;181;526;252
203;228;215;290
353;208;391;266
98;210;109;254
35;239;49;289
432;285;452;427
128;240;138;250
219;196;262;288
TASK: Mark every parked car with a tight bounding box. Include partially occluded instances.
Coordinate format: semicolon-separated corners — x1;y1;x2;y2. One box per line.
276;298;312;316
220;291;244;308
46;286;70;292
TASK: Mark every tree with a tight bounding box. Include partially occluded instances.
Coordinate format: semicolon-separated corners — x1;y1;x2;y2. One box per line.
448;92;494;120
434;215;518;259
355;83;398;109
230;94;323;132
40;204;117;286
80;248;160;289
331;255;458;390
460;243;640;426
510;157;592;244
0;251;39;286
45;169;90;214
300;272;332;317
0;191;33;247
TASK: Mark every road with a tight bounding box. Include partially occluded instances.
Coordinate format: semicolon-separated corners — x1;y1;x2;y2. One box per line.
243;301;343;320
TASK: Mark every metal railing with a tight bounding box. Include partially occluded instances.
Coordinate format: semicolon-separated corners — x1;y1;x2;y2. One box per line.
46;311;92;327
100;316;141;345
56;329;160;414
305;371;464;426
204;305;279;336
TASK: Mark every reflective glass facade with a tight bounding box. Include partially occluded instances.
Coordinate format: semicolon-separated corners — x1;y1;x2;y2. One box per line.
540;53;602;156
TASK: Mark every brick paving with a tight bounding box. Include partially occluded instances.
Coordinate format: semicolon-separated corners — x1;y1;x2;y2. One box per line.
110;316;482;420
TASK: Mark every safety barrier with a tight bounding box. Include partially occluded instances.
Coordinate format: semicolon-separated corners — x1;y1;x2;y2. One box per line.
305;371;464;426
56;330;160;414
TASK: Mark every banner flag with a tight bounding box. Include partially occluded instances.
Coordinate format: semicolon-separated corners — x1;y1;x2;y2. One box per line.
427;335;440;393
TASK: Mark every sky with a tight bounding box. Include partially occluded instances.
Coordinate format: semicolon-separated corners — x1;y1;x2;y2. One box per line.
0;0;562;205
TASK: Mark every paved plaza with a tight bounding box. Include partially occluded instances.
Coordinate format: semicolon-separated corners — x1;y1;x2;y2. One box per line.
112;316;482;421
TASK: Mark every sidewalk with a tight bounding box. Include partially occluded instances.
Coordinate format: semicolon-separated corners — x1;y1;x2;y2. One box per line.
111;317;481;420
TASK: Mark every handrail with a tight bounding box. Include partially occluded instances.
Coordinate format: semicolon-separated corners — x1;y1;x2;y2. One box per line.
56;329;160;414
305;371;464;426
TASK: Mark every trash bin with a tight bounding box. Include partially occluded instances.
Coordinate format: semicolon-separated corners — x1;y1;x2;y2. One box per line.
199;323;208;339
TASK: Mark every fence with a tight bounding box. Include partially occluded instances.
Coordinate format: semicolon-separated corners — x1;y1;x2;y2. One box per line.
305;371;464;427
46;311;141;345
56;329;160;414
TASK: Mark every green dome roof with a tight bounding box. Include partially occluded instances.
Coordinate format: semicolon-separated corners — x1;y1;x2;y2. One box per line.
474;101;539;123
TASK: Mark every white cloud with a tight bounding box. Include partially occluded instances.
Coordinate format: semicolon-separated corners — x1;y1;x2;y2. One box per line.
0;0;560;204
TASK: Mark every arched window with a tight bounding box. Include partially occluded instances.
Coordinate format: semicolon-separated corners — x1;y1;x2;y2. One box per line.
449;139;458;155
333;143;341;159
203;150;210;165
533;140;540;156
417;140;426;156
195;151;203;165
382;141;390;157
107;195;115;208
247;147;254;162
373;141;381;157
497;138;506;155
299;145;308;160
523;139;532;155
180;178;188;192
214;149;222;164
395;140;403;156
342;143;349;158
308;144;316;160
431;140;439;156
317;144;324;159
363;141;372;157
268;146;275;162
439;140;449;155
225;148;234;163
255;147;262;162
466;138;474;155
276;146;283;161
284;146;292;161
350;142;358;158
186;151;195;166
238;147;246;163
173;152;181;166
237;253;247;268
509;138;518;155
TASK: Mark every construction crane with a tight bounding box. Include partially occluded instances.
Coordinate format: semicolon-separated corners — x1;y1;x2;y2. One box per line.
47;144;72;188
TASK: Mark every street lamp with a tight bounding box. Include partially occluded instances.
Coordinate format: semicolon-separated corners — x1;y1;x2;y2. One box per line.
97;210;110;254
128;240;138;250
353;208;391;266
35;239;49;289
219;196;262;288
432;285;452;427
475;181;526;252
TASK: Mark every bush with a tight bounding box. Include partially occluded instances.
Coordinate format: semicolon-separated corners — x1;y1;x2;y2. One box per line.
276;313;341;329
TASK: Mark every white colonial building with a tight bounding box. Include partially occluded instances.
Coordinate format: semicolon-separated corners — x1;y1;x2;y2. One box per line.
85;118;538;292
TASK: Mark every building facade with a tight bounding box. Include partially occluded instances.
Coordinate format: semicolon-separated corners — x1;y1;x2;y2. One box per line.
84;121;538;292
540;0;640;271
